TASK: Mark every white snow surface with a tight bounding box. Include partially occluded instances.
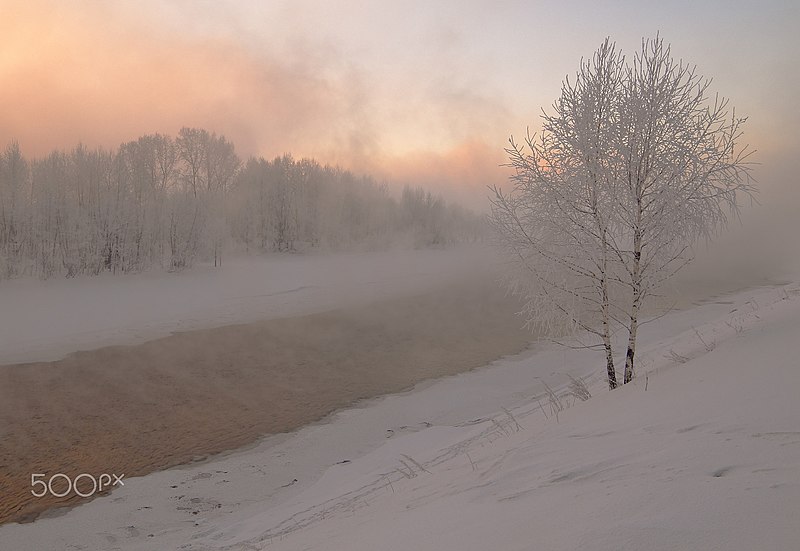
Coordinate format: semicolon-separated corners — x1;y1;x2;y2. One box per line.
1;269;798;550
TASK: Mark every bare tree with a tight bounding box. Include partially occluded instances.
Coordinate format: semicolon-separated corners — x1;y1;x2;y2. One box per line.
491;39;626;389
491;36;754;389
203;132;239;267
613;37;754;383
0;142;28;277
173;127;240;268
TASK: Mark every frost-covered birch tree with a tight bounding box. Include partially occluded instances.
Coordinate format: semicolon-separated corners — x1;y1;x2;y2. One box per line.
490;36;754;390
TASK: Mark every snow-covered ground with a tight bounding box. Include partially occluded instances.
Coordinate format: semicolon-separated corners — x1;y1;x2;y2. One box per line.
0;248;489;365
1;270;797;549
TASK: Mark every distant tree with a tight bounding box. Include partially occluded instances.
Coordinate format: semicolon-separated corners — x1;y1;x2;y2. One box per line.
173;127;240;267
490;36;754;389
271;154;300;252
0;142;28;277
402;186;446;247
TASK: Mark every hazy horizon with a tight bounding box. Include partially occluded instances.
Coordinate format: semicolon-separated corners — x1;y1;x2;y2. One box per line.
2;1;798;211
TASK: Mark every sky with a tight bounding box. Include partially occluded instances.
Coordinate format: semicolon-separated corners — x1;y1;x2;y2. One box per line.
1;0;798;211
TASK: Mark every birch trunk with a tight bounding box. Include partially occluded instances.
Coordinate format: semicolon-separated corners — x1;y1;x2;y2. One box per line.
624;228;642;384
599;227;617;389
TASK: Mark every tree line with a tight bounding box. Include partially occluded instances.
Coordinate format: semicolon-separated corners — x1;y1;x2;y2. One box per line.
0;128;483;279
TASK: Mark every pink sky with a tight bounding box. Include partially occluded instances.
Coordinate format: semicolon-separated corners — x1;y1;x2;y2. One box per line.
1;0;797;209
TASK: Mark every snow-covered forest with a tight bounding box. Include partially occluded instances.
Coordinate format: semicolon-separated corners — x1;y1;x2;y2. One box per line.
0;129;483;279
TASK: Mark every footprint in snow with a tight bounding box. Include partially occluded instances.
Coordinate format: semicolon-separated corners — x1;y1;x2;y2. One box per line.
386;421;433;438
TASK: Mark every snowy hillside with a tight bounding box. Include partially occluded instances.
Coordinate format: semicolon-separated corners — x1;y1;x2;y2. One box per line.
1;277;797;550
209;284;800;551
200;282;800;551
